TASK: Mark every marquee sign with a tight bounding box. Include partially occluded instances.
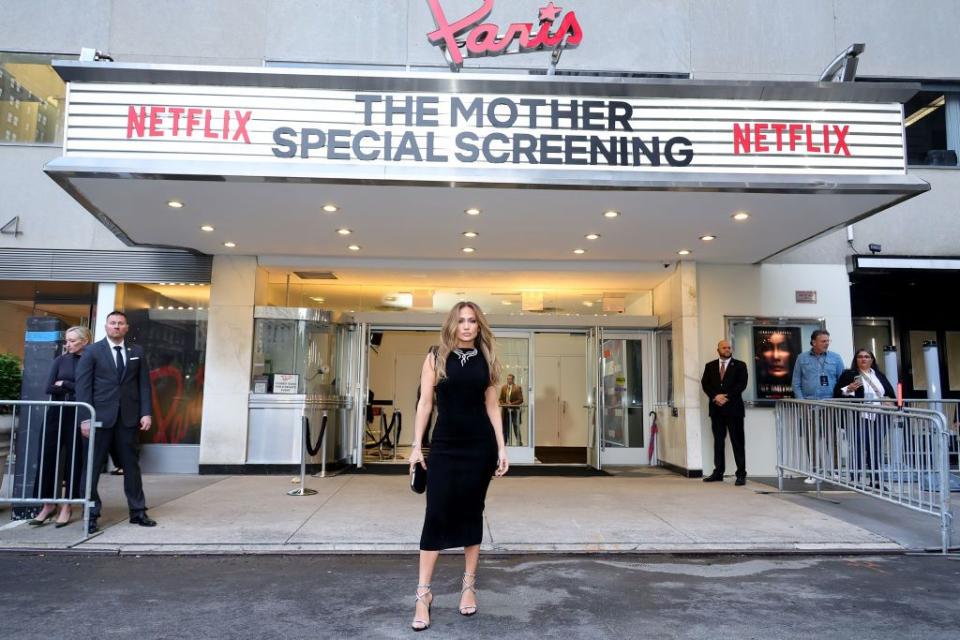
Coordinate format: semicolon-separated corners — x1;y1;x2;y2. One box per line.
425;1;583;71
63;82;907;177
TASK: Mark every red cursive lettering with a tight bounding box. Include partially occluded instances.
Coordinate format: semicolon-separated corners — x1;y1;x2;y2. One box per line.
426;0;583;71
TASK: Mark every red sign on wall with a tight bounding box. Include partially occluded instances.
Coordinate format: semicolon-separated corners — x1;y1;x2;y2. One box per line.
426;0;583;71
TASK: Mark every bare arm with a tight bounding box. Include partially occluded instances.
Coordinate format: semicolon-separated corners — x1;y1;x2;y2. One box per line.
408;353;437;470
485;385;510;477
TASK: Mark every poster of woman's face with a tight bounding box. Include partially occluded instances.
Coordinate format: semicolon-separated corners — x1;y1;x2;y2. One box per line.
753;326;801;399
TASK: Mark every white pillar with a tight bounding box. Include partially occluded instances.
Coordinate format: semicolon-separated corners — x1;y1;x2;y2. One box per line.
675;262;704;472
198;255;258;467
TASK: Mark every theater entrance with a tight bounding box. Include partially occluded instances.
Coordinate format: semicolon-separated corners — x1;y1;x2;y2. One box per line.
359;326;653;469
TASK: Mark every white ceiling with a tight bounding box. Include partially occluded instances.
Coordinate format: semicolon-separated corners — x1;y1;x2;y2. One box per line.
64;177;910;270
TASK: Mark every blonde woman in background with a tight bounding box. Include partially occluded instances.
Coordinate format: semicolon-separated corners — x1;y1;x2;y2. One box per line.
408;302;509;631
30;326;92;528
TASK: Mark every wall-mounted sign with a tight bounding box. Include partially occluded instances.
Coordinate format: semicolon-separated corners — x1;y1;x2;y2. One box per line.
63;83;906;177
425;1;583;71
271;373;299;394
795;290;818;303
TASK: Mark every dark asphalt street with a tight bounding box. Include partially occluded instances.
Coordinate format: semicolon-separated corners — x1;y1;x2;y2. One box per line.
1;553;958;639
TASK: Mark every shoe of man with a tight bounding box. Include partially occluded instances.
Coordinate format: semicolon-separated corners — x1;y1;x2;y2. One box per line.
735;476;746;486
702;474;723;483
803;477;817;485
87;519;99;535
129;513;157;527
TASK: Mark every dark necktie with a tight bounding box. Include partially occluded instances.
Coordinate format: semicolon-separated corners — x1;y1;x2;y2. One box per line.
115;345;125;381
720;361;727;380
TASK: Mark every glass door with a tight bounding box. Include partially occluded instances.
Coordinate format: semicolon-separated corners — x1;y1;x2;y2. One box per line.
595;331;653;466
497;331;534;464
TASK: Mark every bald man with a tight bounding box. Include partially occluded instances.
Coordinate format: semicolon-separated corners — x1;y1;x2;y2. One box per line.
700;340;749;485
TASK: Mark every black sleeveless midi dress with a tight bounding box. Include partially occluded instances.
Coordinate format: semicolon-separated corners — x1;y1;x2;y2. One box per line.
419;349;498;551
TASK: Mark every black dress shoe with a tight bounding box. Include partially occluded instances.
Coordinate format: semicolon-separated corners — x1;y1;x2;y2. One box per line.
735;477;746;486
87;520;99;535
702;474;723;482
129;514;157;527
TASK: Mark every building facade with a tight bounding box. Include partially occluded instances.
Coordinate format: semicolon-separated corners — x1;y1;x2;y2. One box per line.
1;0;958;477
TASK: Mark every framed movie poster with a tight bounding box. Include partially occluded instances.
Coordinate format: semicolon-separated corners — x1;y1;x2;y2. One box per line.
752;326;802;400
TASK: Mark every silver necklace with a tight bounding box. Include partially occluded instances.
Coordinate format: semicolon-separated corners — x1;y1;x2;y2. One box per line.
453;348;478;366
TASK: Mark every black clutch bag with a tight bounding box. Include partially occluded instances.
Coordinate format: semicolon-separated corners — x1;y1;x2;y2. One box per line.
410;463;427;494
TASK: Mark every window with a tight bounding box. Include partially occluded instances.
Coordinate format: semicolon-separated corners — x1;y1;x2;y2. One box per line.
903;90;954;166
655;327;674;406
0;52;69;145
116;283;210;445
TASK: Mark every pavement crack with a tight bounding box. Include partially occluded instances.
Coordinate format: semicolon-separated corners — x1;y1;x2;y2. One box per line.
282;476;353;544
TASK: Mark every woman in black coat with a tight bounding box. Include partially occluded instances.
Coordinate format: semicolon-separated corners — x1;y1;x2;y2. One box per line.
833;348;895;486
29;326;91;528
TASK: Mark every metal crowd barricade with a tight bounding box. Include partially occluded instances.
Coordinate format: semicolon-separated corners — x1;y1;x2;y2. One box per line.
894;400;960;477
0;400;99;537
775;398;954;553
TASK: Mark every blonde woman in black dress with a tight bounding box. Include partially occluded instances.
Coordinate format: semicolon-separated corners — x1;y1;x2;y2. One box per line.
409;301;509;631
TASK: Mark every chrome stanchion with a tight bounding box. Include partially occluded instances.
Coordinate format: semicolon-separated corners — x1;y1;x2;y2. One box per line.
288;415;318;497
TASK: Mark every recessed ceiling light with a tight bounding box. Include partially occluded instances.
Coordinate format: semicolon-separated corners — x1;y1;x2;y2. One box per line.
200;225;214;232
223;241;236;248
167;200;184;209
573;248;586;254
322;204;339;213
348;244;361;251
337;228;352;235
158;305;165;310
502;300;512;305
462;247;476;253
465;208;481;216
463;231;479;238
310;297;326;303
677;249;691;256
603;210;620;218
700;235;716;241
732;211;750;221
585;233;600;240
583;301;594;307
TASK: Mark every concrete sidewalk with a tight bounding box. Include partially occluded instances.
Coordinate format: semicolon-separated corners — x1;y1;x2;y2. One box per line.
5;466;945;554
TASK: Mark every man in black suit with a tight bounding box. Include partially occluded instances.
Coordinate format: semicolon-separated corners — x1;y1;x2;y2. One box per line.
700;339;749;485
77;310;156;533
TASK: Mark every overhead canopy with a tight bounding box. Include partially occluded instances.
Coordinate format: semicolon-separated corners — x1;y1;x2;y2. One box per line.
46;61;929;265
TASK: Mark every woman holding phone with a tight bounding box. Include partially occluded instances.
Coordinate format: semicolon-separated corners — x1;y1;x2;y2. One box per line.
834;349;895;486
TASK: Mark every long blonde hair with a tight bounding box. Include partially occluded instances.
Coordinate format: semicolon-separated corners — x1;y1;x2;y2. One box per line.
434;301;501;386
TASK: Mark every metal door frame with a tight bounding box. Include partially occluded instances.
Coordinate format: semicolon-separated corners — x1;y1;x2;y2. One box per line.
586;327;602;469
496;329;536;464
591;329;655;469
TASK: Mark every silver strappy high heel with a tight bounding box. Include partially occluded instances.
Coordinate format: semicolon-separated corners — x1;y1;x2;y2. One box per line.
459;572;478;617
411;584;432;631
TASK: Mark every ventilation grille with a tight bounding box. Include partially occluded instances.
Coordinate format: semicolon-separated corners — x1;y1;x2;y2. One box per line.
0;249;212;283
294;271;338;280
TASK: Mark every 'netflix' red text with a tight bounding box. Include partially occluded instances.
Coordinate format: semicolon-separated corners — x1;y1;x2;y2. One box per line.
126;106;252;143
732;122;850;156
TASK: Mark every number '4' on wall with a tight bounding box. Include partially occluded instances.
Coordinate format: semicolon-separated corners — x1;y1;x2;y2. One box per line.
1;216;22;237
